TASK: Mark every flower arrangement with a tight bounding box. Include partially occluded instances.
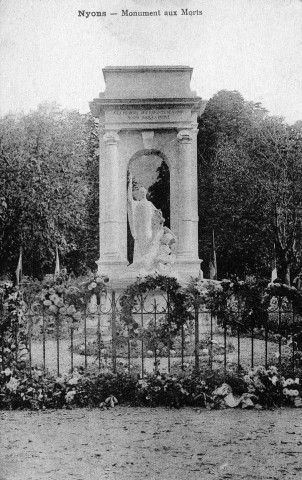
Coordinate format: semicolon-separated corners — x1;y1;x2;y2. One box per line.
119;274;193;345
137;373;191;408
1;361;302;410
282;377;301;406
76;274;109;304
0;364;138;410
38;273;108;332
243;365;302;408
0;282;29;369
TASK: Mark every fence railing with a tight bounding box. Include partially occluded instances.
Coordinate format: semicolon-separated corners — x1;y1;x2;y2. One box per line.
1;291;301;377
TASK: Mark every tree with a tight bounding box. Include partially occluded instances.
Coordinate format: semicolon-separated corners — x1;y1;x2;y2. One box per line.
197;90;302;283
239;117;302;283
0;104;90;279
83;115;100;271
197;90;267;278
148;160;170;228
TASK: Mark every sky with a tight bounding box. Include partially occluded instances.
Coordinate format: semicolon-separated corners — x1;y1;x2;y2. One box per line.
0;0;302;124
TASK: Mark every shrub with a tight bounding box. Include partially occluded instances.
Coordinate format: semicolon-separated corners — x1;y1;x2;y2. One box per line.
1;364;302;410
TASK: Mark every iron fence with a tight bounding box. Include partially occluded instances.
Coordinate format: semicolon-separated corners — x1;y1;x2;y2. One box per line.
1;291;301;377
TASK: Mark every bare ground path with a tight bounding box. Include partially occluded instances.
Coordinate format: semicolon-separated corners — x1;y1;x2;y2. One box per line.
1;407;302;480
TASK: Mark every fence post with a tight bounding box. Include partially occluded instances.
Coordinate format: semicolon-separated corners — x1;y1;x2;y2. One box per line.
292;310;295;376
209;312;213;371
28;314;32;376
84;308;87;371
154;298;157;371
70;327;74;373
251;321;254;370
56;314;60;377
1;333;3;370
111;291;117;374
265;317;268;370
237;303;241;372
181;325;184;371
194;306;199;374
96;293;101;371
0;299;3;368
127;331;131;372
140;294;144;376
15;316;19;364
223;319;227;374
167;291;171;373
237;324;240;372
42;307;46;372
278;301;282;368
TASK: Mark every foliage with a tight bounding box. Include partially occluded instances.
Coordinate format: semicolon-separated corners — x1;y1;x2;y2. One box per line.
197;90;267;278
148;160;170;228
197;90;302;282
243;365;301;408
0;105;98;279
137;373;192;408
34;273;108;338
119;274;193;346
0;366;138;410
83;115;100;270
3;274;302;410
1;363;302;410
0;274;108;369
0;282;29;370
186;276;271;332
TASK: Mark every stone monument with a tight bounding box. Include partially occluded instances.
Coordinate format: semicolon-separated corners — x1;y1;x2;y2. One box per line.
89;66;206;286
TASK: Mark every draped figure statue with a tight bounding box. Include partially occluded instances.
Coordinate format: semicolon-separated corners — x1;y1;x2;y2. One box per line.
127;172;164;270
127;172;177;274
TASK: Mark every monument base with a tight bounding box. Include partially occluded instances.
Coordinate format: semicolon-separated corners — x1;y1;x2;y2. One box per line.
96;259;128;279
96;257;203;290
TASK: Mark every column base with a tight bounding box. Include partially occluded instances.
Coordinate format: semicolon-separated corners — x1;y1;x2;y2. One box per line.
173;258;203;284
96;258;129;279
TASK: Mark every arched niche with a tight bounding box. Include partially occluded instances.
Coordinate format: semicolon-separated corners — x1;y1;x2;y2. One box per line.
127;149;170;264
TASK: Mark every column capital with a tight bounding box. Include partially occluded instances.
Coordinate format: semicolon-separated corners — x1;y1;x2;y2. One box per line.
177;130;193;143
192;123;199;134
103;131;119;145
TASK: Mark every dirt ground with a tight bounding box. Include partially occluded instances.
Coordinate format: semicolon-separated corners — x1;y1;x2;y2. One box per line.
1;407;302;480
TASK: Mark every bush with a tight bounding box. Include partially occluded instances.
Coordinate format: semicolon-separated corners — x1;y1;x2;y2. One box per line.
0;366;139;410
1;364;302;410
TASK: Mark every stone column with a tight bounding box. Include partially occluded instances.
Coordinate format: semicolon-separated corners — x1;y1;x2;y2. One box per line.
191;123;199;260
99;131;120;263
177;130;194;259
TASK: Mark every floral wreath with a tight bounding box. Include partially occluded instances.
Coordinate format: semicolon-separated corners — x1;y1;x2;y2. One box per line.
119;274;193;342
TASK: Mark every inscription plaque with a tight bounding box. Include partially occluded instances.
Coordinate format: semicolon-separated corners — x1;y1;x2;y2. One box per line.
106;108;191;124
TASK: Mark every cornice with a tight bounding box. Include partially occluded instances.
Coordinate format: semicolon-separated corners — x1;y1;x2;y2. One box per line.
90;97;204;117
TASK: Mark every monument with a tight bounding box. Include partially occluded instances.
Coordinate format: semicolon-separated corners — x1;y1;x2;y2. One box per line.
89;66;206;285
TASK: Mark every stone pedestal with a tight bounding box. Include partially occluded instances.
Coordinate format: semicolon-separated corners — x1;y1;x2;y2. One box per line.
90;66;207;285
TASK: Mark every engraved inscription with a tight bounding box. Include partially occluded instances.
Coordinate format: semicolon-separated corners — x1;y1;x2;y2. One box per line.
106;108;190;124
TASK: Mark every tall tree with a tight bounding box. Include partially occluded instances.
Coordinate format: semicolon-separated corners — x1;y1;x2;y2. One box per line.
83;115;100;271
197;90;302;283
0;104;89;279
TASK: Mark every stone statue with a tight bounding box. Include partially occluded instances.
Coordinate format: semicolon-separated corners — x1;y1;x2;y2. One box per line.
127;172;164;270
127;171;177;274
